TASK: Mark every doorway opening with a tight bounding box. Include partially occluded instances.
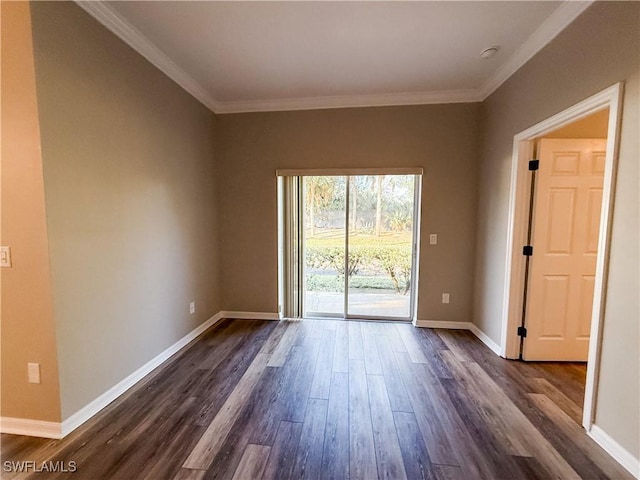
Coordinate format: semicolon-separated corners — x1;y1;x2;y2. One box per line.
501;83;623;431
521;135;607;361
277;168;422;323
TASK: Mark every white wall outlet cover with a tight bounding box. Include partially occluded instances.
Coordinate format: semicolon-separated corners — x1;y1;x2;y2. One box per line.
429;234;438;245
189;302;196;314
0;246;12;267
442;293;450;304
28;363;41;384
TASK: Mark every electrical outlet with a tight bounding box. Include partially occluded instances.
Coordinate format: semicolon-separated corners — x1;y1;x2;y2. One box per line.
442;293;450;304
28;363;41;384
1;246;12;267
189;301;195;314
429;234;438;245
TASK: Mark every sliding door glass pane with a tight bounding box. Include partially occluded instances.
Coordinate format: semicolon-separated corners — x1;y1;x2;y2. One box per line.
303;176;346;317
347;175;415;318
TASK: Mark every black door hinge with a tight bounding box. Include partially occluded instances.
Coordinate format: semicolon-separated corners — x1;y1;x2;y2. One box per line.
523;245;533;256
517;326;527;338
529;159;539;171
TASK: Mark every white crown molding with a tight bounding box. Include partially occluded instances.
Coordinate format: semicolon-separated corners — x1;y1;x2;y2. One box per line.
478;0;594;100
75;0;591;114
214;89;481;114
0;417;62;439
74;1;218;113
73;1;479;113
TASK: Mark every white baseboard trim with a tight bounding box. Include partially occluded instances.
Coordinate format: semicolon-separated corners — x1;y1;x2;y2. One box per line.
3;311;279;440
414;320;473;329
60;312;224;438
414;320;502;357
413;320;638;476
468;323;502;356
220;311;280;321
0;417;62;439
589;425;640;478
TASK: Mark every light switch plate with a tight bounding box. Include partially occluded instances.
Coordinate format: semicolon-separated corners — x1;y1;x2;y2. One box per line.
429;234;438;245
28;363;41;384
0;246;12;267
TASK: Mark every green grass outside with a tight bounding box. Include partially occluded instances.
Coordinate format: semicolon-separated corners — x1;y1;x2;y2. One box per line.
305;229;412;293
306;274;396;292
305;229;412;248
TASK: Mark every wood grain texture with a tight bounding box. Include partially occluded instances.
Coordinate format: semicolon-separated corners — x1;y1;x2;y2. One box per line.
408;361;495;479
528;376;583;424
433;464;465;480
437;330;473;363
367;374;408;480
396;324;428;364
309;328;336;399
267;319;301;367
375;334;413;413
394;352;459;466
1;320;632;480
347;321;364;360
261;421;303;480
248;347;305;446
361;322;383;375
439;349;531;456
393;411;437;480
528;393;632;479
321;372;350;480
231;444;271;480
332;321;349;373
183;353;272;470
348;359;378;480
291;398;328;479
383;322;408;353
174;468;207;480
204;367;281;480
282;338;320;423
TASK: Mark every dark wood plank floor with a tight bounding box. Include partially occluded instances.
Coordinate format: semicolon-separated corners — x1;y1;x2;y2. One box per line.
1;319;632;479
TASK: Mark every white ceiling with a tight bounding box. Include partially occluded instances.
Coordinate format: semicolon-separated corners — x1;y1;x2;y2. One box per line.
77;1;593;113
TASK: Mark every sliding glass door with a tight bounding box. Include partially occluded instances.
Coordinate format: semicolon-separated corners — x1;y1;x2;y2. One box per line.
301;174;419;321
303;176;347;317
347;175;416;319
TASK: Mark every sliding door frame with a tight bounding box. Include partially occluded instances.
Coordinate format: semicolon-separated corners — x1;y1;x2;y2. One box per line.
341;174;422;322
278;168;423;322
343;176;351;318
277;176;305;319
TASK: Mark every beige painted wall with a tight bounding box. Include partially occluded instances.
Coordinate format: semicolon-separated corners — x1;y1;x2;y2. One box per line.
474;1;639;458
217;104;480;322
30;2;221;420
0;1;62;422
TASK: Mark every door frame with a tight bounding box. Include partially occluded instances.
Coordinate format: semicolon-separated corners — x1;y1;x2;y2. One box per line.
343;174;423;322
500;83;623;431
301;173;422;322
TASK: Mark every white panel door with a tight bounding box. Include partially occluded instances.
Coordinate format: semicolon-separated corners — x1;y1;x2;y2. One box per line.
523;139;606;361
